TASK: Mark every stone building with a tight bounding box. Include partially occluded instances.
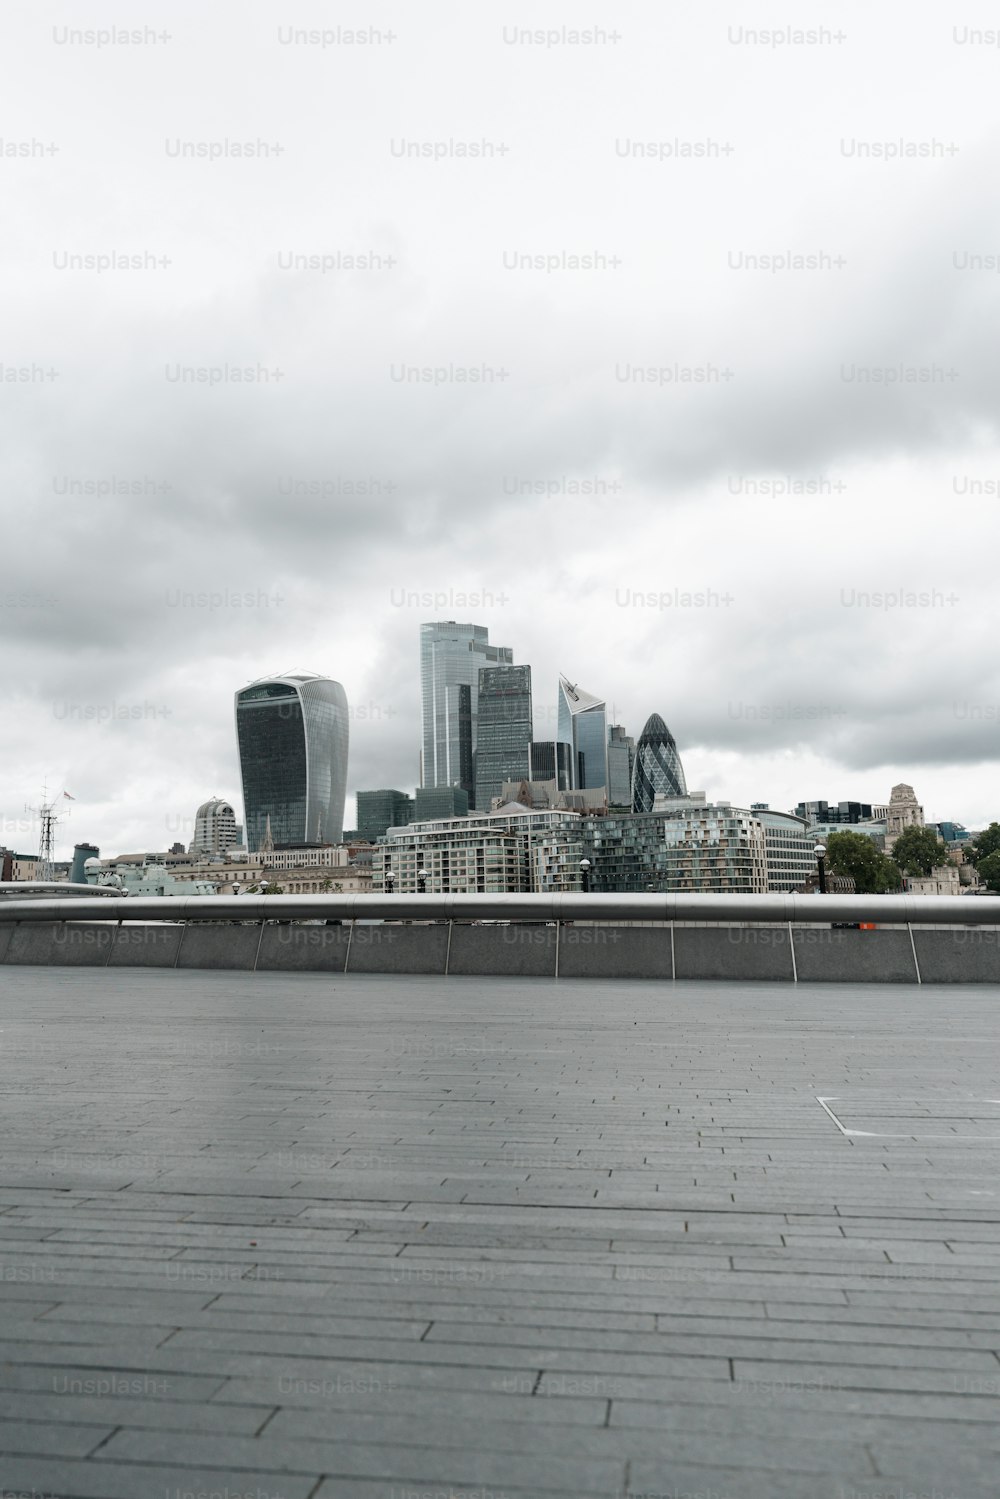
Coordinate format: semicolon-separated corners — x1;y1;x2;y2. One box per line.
884;783;924;852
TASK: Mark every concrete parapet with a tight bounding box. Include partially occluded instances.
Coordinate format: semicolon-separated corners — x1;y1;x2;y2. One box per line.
257;924;350;973
3;918;1000;983
175;922;261;971
675;925;793;982
449;923;558;977
913;927;1000;984
108;923;183;967
4;921;116;966
346;922;449;975
558;924;673;980
793;926;918;983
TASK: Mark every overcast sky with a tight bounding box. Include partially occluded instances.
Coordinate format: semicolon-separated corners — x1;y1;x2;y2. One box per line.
2;0;999;860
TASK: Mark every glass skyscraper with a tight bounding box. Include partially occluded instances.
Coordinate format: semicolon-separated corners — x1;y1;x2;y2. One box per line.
235;672;349;851
420;622;512;809
557;675;608;790
356;789;413;842
631;712;687;812
474;664;533;811
528;740;574;790
607;725;635;808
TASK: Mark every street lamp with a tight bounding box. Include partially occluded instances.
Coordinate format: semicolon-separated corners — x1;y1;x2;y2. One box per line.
385;868;395;895
813;842;827;895
417;867;429;894
579;857;592;894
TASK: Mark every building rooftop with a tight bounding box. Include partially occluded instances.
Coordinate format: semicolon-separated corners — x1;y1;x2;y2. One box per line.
1;970;997;1493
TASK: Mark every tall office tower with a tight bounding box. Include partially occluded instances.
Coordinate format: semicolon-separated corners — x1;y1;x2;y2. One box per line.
557;675;608;790
528;740;574;790
235;672;349;851
420;622;513;809
631;712;687;812
606;725;635;808
356;790;414;842
414;785;470;820
474;664;533;811
190;797;238;855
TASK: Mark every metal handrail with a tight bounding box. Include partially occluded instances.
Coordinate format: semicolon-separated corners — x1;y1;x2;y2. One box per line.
0;892;998;925
0;882;123;900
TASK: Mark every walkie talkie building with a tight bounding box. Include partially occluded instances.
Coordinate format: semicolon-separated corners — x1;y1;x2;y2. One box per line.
235;672;349;851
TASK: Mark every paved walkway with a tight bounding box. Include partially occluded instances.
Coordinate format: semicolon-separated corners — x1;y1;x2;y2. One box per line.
0;969;998;1499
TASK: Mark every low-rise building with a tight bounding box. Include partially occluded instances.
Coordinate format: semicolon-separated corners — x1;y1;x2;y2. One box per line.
375;799;813;896
794;799;875;825
374;805;582;894
904;864;963;897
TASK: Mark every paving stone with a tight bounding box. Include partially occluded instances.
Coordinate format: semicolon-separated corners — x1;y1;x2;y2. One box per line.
1;968;998;1496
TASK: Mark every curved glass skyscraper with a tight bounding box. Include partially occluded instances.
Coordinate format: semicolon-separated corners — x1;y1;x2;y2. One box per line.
235;672;349;851
631;712;687;812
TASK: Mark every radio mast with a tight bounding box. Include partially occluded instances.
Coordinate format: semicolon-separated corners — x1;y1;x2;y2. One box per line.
24;785;73;883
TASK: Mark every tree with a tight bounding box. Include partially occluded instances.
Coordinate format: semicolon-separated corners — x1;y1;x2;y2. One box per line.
976;851;1000;894
891;826;946;877
249;881;285;895
825;830;902;894
971;823;1000;863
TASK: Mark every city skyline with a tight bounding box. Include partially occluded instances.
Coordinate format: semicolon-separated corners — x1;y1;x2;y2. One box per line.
11;625;993;862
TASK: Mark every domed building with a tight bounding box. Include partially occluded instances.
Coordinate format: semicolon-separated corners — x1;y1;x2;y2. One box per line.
190;797;238;855
631;713;688;812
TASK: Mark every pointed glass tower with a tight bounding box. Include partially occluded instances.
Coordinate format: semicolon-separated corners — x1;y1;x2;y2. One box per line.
631;713;687;812
557;675;608;791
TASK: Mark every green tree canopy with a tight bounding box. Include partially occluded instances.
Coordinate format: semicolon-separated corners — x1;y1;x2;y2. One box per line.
824;830;902;894
891;826;946;877
976;851;1000;894
971;823;1000;863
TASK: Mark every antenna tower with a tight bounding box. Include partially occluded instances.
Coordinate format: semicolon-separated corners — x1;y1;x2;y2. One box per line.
24;785;72;883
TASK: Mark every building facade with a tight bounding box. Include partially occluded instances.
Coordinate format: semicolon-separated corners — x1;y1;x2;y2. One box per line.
557;676;608;790
631;712;688;812
376;799;805;897
190;798;239;855
474;664;533;812
373;806;582;894
420;621;512;808
884;783;924;852
235;672;349;851
413;785;469;820
903;865;963;897
794;799;874;825
356;790;414;842
755;809;817;893
528;740;574;790
607;724;635;808
582;803;767;895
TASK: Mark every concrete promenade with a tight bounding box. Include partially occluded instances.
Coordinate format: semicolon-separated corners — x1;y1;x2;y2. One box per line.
0;969;998;1498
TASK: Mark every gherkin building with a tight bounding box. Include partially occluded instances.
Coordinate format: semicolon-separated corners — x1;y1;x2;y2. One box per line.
631;712;687;812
